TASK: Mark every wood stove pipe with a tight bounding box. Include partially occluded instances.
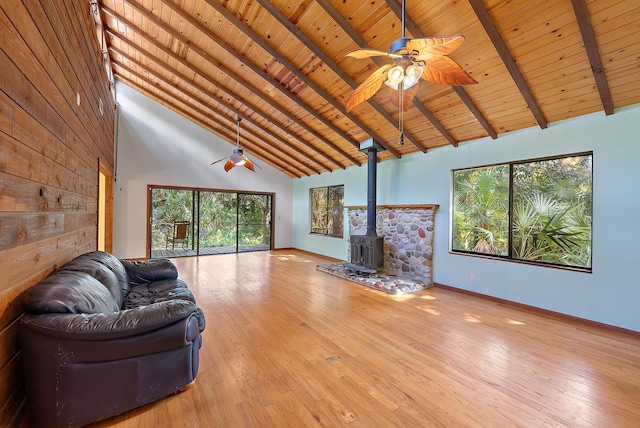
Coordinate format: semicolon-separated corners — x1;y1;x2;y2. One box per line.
366;147;377;237
359;139;387;237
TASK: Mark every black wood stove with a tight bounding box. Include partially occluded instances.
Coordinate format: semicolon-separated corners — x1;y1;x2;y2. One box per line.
349;138;386;272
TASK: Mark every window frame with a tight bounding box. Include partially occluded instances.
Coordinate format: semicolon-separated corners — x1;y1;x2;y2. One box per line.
451;152;593;272
309;185;344;238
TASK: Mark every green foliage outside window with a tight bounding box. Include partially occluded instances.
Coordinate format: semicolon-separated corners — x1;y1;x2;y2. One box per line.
453;165;509;255
151;188;194;250
197;191;239;248
151;188;272;250
453;153;592;269
310;185;344;237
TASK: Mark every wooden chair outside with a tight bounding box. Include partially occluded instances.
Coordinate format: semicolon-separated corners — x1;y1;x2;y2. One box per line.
166;220;190;250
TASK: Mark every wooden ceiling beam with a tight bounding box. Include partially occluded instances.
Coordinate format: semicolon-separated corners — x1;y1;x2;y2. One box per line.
152;0;370;163
251;0;426;153
202;0;402;158
102;3;356;169
382;0;498;141
467;0;548;129
117;0;358;168
113;75;307;178
112;65;310;177
108;42;330;174
109;44;328;175
92;0;640;178
570;0;614;115
450;86;497;139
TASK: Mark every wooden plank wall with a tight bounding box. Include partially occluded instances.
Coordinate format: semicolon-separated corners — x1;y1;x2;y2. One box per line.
0;0;115;425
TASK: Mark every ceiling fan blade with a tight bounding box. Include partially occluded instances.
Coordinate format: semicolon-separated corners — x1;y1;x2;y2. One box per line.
345;64;392;112
407;35;466;60
344;48;402;59
388;82;421;112
243;156;256;172
223;158;236;172
247;155;262;169
421;56;478;86
210;156;229;166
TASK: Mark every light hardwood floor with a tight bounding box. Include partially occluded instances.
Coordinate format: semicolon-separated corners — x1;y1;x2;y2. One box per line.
89;249;640;427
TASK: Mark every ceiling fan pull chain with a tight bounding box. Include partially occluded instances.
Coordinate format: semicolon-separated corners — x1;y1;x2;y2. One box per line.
399;85;404;145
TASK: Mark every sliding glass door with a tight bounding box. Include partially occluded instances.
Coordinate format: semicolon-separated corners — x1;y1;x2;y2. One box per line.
149;186;273;258
150;188;195;256
238;193;272;253
197;191;237;255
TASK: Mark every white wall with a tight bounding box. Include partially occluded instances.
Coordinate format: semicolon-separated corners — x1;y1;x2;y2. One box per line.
293;104;640;332
112;83;294;258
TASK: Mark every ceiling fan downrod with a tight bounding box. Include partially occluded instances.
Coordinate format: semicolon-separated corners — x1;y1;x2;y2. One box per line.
390;0;410;54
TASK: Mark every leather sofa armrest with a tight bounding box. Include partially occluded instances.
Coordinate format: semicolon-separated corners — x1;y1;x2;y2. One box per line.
21;300;197;341
120;258;178;285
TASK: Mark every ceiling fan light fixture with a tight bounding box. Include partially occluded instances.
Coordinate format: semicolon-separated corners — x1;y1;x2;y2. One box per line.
384;80;400;91
230;149;246;165
387;65;405;87
403;64;423;89
384;80;400;90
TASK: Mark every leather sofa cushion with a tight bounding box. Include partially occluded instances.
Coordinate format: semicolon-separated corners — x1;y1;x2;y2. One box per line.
22;271;120;314
123;279;195;308
123;279;206;332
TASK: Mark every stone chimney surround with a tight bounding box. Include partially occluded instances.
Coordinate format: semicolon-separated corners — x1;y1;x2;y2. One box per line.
346;204;439;285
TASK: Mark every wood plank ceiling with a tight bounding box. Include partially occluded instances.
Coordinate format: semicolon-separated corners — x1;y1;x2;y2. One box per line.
95;0;640;178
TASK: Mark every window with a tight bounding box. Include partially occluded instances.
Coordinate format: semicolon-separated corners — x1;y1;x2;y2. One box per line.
310;185;344;237
452;153;592;270
149;186;273;258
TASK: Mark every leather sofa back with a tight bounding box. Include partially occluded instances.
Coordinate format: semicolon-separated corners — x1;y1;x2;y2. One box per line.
58;251;131;305
22;251;130;313
22;271;120;314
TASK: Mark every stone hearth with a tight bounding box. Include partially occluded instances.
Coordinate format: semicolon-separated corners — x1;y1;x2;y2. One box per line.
316;262;428;294
346;204;438;286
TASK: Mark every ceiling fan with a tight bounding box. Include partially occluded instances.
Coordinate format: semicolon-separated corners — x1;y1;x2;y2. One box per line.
344;0;478;113
211;117;261;172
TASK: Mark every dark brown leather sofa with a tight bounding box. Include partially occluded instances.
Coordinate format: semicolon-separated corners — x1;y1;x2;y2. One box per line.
20;251;206;428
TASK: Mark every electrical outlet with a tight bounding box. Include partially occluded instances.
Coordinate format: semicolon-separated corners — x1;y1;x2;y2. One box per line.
470;274;476;282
